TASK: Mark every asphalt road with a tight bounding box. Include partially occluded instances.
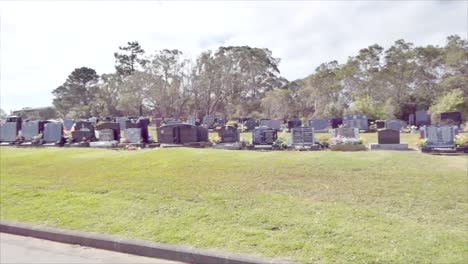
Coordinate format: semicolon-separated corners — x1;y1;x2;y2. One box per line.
0;233;182;264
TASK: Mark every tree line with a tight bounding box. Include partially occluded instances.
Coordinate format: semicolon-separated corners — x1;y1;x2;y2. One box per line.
51;35;467;122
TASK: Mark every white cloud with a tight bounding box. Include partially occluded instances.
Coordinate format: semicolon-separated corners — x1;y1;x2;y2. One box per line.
0;0;466;112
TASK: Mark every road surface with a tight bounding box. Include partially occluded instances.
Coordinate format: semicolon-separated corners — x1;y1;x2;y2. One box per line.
0;233;182;264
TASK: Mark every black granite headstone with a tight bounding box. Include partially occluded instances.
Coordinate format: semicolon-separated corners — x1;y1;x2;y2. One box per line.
378;129;400;144
252;127;277;145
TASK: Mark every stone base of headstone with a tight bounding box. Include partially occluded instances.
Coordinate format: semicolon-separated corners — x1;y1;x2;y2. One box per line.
213;142;243;150
253;144;273;150
67;142;90;148
42;142;64;147
421;146;456;153
292;144;320;151
0;142;15;146
118;143;146;148
183;142;213;148
369;143;409;151
19;142;35;147
90;141;119;148
329;144;366;151
160;143;184;148
314;129;329;133
146;143;160;148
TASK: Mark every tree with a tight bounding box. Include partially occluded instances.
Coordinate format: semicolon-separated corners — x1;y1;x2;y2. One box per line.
428;89;466;121
52;67;99;118
261;88;291;119
114;41;147;76
91;73;123;117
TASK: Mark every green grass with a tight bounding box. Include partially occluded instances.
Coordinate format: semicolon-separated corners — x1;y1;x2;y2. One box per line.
1;147;467;263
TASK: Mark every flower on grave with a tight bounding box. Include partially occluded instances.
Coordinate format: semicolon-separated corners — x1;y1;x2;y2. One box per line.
330;135;363;145
415;137;427;148
454;134;467;147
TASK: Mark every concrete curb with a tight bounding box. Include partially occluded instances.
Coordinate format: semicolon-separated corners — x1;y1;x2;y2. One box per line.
0;221;295;264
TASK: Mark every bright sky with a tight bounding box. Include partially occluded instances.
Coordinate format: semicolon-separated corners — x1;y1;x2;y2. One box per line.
1;1;466;113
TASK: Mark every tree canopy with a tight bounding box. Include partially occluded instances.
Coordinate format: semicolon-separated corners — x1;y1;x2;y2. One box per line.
51;36;467;121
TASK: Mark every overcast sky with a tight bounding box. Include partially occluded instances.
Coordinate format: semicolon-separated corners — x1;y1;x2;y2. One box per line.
1;1;466;113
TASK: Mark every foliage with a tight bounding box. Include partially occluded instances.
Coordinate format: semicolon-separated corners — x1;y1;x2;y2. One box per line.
454;134;467;147
0;108;7;119
50;35;467;121
52;67;99;118
428;89;466;122
416;137;428;148
114;41;147;77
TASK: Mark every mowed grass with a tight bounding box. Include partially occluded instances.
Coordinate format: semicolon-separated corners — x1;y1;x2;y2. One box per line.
0;147;467;263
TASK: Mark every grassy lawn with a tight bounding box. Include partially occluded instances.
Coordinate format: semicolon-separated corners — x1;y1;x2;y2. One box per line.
1;147;467;263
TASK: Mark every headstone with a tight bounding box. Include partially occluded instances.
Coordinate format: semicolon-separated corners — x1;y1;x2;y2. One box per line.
369;128;408;150
375;120;386;129
187;116;197;126
116;117;128;130
330;118;342;129
422;125;456;151
157;124;208;144
252;126;277;145
244;119;256;131
43;123;63;143
6;116;22;131
291;127;315;147
63;119;75;130
72;121;95;142
309;118;331;132
440;112;462;125
0;122;18;142
343;114;368;131
386;120;403;131
332;127;359;139
259;119;282;131
88;117;98;124
378;129;400;144
415;110;430;127
125;118;149;143
218;125;239;143
21;121;48;141
95;122;120;141
408;113;415;126
125;128;143;143
202;115;216;128
287;118;302;130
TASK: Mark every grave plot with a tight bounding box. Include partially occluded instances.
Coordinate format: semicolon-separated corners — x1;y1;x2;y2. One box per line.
252;126;277;150
375;120;386;129
369;129;408;150
343;114;368;131
243;118;257;131
43;122;64;146
440;111;462;126
291;127;318;150
90;122;121;148
20;121;49;146
0;122;19;145
259;119;283;131
202;115;216;129
415;110;431;127
69;121;96;147
330;127;366;151
214;125;242;150
386;119;403;131
420;125;457;153
157;123;211;148
309;117;332;133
